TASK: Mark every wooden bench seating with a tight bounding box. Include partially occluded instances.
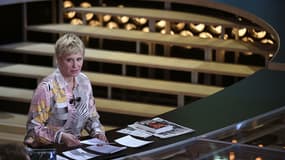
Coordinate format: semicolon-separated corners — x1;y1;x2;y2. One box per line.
0;42;263;83
27;24;268;58
0;63;223;106
0;86;174;118
0;111;117;143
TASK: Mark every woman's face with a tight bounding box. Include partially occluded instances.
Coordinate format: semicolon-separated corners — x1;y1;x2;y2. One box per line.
57;52;83;78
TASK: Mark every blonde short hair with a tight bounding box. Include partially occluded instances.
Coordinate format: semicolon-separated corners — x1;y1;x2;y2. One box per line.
54;33;85;58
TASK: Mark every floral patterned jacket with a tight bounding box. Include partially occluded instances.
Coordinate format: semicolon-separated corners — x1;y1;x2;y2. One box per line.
25;69;105;146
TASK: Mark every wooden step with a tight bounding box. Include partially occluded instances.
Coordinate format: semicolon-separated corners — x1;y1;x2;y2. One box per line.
0;42;263;80
0;86;175;118
0;63;224;106
27;24;268;56
0;112;26;135
0;132;25;143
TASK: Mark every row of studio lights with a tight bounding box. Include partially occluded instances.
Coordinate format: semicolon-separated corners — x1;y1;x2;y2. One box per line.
63;0;275;56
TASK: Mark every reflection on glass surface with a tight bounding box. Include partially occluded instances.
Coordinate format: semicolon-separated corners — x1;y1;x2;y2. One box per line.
203;105;285;152
125;138;285;160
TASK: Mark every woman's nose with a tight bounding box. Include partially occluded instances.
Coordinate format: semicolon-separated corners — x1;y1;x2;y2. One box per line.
72;61;77;67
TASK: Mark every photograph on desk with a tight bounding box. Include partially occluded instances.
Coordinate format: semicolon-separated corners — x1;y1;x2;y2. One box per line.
118;117;195;139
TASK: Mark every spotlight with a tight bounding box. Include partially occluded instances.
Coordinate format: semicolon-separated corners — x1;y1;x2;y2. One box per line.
223;34;229;40
242;51;253;56
63;0;75;19
103;15;112;22
106;21;119;29
241;37;254;55
132;17;148;26
160;28;166;34
209;25;222;35
89;20;101;27
80;2;94;21
159;29;174;35
117;4;125;8
261;38;274;44
63;0;73;8
238;28;247;37
115;16;130;24
251;29;267;39
229;151;235;160
125;23;136;30
80;1;91;8
242;36;254;43
179;30;193;37
70;18;83;25
171;22;185;32
156;20;166;29
231;139;238;143
255;157;262;160
142;26;150;32
258;144;264;147
178;31;193;49
189;23;205;33
199;32;213;39
232;27;247;37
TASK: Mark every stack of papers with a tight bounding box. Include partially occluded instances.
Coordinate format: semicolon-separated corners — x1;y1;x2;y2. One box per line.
117;125;153;138
133;118;174;134
117;117;195;139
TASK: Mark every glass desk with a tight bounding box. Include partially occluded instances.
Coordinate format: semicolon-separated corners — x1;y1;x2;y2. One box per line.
120;138;285;160
202;105;285;152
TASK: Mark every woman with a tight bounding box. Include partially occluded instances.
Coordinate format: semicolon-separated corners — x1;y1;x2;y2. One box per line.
24;33;107;147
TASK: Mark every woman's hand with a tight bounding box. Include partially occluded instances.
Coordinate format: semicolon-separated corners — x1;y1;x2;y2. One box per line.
61;132;81;147
94;133;108;143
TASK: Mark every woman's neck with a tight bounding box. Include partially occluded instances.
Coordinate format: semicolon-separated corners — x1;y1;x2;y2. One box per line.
64;77;73;83
65;77;75;91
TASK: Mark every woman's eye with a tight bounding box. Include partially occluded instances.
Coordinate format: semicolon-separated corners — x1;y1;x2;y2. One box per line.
66;59;72;62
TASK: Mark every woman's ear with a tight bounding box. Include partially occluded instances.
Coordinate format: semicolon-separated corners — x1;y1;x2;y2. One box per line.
53;56;58;67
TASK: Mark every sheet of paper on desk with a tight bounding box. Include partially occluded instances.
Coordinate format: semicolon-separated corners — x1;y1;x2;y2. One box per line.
81;138;106;145
115;135;153;148
86;144;126;154
62;148;99;160
81;138;126;154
